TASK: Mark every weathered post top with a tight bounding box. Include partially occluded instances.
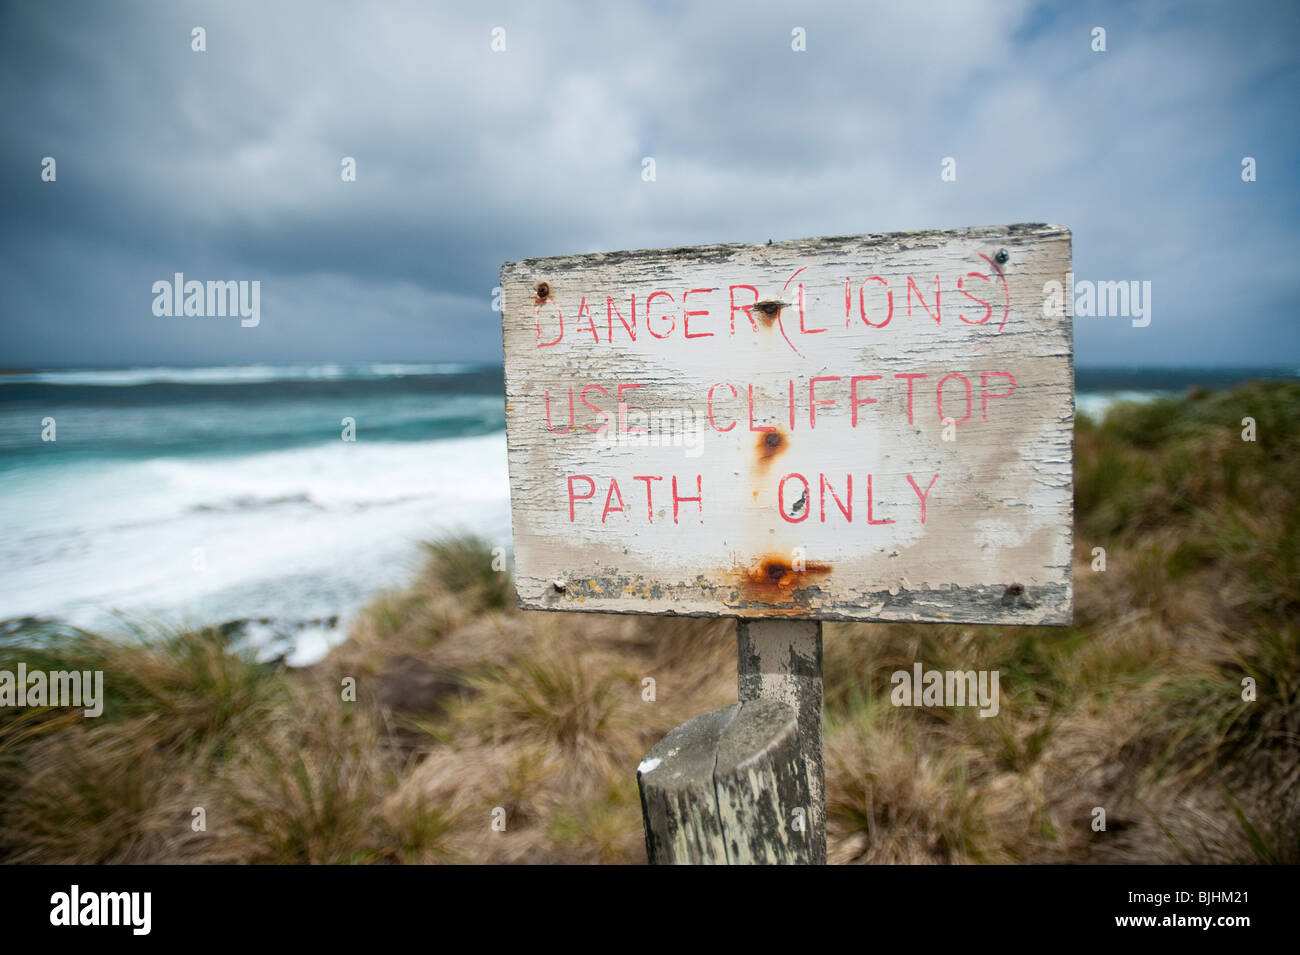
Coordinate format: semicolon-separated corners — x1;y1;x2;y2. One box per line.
500;223;1073;626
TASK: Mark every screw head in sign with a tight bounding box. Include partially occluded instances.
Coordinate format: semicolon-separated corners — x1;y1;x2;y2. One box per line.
994;249;1009;264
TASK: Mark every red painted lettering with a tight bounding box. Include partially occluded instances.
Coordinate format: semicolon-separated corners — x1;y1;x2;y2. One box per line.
729;285;759;333
793;270;824;335
646;290;675;339
980;371;1017;420
820;473;852;522
606;294;636;342
545;389;575;433
536;304;563;346
906;473;939;524
809;376;840;429
957;273;992;325
858;276;892;328
672;475;703;524
779;473;810;524
937;373;972;425
748;383;776;432
707;382;738;432
894;373;927;424
581;384;610;433
601;478;626;522
907;275;942;323
617;383;646;434
574;297;599;343
633;475;661;522
682;288;714;339
978;253;1012;335
567;475;595;521
867;473;893;525
850;375;881;426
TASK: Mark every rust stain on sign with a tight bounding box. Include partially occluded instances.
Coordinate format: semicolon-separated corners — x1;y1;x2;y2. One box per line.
755;429;787;467
500;223;1074;625
733;556;833;607
753;300;787;324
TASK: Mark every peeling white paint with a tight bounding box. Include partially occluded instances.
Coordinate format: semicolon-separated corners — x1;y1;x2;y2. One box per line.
501;224;1074;625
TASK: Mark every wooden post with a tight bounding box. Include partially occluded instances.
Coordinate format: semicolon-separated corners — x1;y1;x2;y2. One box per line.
637;698;813;864
736;618;826;864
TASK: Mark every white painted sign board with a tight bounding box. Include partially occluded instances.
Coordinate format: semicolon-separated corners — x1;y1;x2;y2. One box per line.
500;224;1073;625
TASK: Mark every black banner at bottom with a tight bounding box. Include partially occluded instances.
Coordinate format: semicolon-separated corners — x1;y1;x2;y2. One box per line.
0;863;1280;942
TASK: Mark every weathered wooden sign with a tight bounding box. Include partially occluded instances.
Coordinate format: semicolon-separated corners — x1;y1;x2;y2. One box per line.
500;223;1073;625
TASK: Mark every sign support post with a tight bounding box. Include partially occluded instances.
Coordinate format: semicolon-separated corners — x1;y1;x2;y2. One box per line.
736;619;825;863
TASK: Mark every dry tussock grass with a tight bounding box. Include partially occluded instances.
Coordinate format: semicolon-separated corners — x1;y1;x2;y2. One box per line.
1;382;1295;863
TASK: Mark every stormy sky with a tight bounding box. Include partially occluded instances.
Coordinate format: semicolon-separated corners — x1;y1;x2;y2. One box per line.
1;0;1296;368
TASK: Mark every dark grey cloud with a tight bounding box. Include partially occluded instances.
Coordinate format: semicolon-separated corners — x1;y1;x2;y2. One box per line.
1;0;1297;366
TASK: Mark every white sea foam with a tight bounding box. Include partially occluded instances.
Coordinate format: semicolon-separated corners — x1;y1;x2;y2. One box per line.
0;363;478;387
1075;390;1173;421
0;432;511;663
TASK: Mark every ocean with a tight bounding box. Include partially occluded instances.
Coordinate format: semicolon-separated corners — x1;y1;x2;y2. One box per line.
0;364;511;664
0;363;1292;664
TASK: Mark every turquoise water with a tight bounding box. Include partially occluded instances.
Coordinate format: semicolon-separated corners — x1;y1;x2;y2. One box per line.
0;364;511;662
0;363;1291;663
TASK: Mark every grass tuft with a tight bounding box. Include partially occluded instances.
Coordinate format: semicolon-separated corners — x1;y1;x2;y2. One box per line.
1;380;1296;864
